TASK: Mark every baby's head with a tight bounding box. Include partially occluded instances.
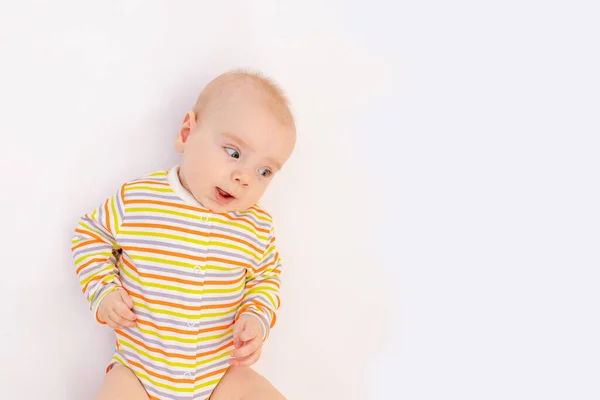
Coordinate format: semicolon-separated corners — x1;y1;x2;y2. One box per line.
175;70;296;213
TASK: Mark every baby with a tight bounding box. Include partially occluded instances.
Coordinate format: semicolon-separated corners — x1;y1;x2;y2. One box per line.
71;70;296;400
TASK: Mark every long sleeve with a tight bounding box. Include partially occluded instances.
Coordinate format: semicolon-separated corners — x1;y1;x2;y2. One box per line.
235;225;282;341
71;184;126;324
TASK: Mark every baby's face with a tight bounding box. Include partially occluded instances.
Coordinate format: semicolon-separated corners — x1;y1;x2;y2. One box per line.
176;88;295;213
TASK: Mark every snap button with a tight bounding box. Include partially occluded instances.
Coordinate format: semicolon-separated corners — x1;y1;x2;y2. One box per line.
194;265;202;274
201;215;209;223
187;320;197;327
183;371;193;379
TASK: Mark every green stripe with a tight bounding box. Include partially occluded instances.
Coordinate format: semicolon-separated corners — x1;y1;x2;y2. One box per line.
195;377;222;391
80;263;113;286
246;289;277;306
134;320;234;344
111;196;119;234
195;349;231;367
240;209;271;223
125;185;173;193
128;207;202;220
118;339;194;369
133;299;239;320
74;250;111;266
78;221;118;246
148;171;167;177
131;255;194;268
122;267;202;295
208;218;269;240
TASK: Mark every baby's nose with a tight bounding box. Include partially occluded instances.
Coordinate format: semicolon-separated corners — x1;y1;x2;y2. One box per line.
233;170;251;186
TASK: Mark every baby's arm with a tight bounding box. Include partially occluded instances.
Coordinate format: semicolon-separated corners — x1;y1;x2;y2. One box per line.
71;183;129;325
235;224;283;342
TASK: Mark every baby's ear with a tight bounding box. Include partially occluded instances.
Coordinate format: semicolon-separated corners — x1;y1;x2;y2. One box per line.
175;111;196;152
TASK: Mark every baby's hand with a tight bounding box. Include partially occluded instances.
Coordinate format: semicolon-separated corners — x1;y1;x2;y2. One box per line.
229;315;264;367
97;289;137;330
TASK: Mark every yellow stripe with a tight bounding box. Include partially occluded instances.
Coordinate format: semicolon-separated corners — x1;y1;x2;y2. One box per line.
74;250;111;266
118;339;194;368
125;185;173;193
80;263;113;286
133;320;233;344
121;267;203;295
127;207;202;220
111;195;119;234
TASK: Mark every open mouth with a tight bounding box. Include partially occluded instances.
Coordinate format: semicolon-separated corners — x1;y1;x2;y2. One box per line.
215;187;235;205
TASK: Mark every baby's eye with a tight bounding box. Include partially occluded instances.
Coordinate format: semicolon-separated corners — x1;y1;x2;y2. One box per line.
258;168;272;177
225;147;240;159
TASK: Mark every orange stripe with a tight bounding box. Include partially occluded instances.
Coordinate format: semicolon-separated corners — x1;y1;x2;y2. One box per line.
120;183;126;205
121;256;203;286
117;330;196;360
124;198;207;212
76;257;106;274
142;270;204;286
248;205;271;218
245;279;280;290
135;317;233;336
128;358;188;384
71;238;103;251
219;213;270;234
122;257;139;273
123;246;206;262
201;296;243;309
196;339;232;358
81;274;105;293
121;222;262;253
130;358;228;385
129;180;170;186
211;232;261;253
207;256;252;269
104;199;111;234
129;291;241;311
75;227;105;244
196;366;229;383
254;254;277;274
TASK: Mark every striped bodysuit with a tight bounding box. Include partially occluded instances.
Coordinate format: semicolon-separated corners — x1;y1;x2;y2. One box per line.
71;167;282;399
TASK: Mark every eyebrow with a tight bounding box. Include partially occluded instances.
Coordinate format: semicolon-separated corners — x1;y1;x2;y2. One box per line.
222;132;254;152
266;158;283;171
222;132;283;171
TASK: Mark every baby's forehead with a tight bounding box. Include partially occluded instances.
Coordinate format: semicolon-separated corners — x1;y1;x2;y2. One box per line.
195;72;295;131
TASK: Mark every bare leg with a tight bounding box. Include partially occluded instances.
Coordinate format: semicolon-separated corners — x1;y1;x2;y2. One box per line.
94;365;149;400
210;366;286;400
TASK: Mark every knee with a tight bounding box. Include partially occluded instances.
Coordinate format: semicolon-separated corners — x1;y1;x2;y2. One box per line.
220;366;286;400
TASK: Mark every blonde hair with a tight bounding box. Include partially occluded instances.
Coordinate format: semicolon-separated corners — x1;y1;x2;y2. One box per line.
193;69;295;128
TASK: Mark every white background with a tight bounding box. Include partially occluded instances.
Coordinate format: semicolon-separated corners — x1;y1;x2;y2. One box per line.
1;1;599;399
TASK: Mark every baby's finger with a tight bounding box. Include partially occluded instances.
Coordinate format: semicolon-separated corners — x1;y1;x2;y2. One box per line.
239;325;259;342
230;346;261;367
106;314;126;330
109;309;135;328
230;336;261;359
119;289;134;309
232;320;245;348
115;301;137;322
